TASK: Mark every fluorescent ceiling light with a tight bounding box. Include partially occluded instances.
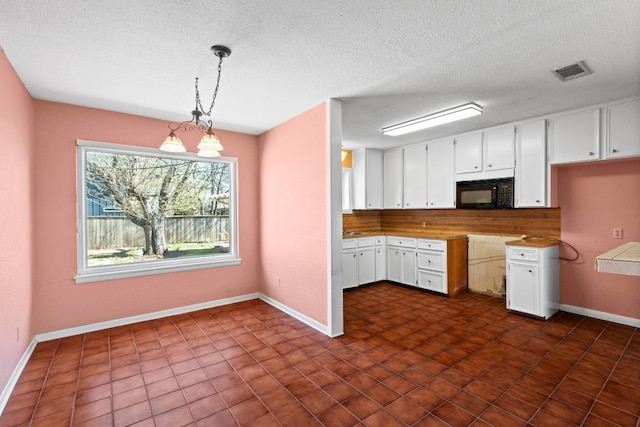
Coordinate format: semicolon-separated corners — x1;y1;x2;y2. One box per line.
382;102;483;136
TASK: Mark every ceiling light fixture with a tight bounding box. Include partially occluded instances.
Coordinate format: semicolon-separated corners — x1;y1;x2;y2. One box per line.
382;102;483;136
160;45;232;157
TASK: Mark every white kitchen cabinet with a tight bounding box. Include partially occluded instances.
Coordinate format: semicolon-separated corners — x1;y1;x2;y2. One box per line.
605;99;640;159
548;108;600;164
515;120;547;207
375;236;386;281
342;240;358;289
506;242;559;319
358;246;375;285
483;126;515;171
427;138;456;208
383;149;404;209
386;237;417;286
403;144;428;208
454;132;483;174
417;239;447;294
386;247;402;283
455;127;515;180
352;148;383;209
342;168;353;213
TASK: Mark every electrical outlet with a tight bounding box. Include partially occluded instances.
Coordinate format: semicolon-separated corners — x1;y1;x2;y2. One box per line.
613;228;623;239
422;222;426;228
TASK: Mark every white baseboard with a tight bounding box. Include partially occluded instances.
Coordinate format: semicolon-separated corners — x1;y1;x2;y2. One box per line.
259;294;329;335
36;293;260;342
559;304;640;328
0;338;37;416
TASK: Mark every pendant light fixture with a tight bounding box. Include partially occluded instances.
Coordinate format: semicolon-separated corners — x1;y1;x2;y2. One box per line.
160;45;231;157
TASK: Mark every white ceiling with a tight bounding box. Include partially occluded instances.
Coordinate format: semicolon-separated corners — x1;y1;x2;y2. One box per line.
1;0;639;150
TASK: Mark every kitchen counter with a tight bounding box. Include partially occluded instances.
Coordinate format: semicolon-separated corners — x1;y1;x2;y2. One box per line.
505;237;560;248
343;230;468;240
596;242;640;276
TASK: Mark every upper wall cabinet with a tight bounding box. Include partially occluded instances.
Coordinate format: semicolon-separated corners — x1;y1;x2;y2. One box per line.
483;126;515;171
605;99;640;159
403;144;428;208
455;132;483;174
455;126;515;180
515;120;547;207
383;149;404;209
427;138;456;208
548;108;599;164
352;148;383;209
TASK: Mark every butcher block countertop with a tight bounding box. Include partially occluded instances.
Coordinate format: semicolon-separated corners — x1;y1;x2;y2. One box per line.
342;230;468;240
505;237;560;248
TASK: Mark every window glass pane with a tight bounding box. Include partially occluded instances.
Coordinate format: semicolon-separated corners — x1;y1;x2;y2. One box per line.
77;141;238;282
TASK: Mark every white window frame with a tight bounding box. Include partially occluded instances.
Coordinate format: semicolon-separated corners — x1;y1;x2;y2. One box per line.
76;140;240;284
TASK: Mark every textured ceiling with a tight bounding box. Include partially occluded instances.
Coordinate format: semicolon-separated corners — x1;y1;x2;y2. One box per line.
1;0;639;150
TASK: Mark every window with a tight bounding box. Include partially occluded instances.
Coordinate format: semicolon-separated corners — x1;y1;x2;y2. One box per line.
76;140;239;283
342;168;353;214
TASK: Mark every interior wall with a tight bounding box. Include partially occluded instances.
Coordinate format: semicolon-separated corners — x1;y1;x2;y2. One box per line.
258;103;328;325
32;100;262;333
0;49;35;399
556;158;640;319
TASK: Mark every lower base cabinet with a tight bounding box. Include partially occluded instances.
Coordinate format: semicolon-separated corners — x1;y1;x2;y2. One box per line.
506;242;559;319
344;235;468;296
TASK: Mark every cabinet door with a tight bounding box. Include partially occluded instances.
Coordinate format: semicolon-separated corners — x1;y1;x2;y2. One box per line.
403;144;428;208
507;263;538;316
365;150;384;208
515;120;546;207
383;150;404;208
427;138;455;208
455;132;483;174
549;109;599;164
342;168;353;213
342;250;358;289
375;247;386;281
352;149;383;209
358;247;376;285
606;100;640;159
401;249;417;286
484;126;515;171
387;247;402;282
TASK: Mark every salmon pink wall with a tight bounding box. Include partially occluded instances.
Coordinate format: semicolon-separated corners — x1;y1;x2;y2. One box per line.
556;159;640;320
32;101;261;333
0;49;35;397
259;103;328;325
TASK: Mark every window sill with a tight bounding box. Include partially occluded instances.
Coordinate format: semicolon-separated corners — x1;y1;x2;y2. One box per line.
75;257;241;284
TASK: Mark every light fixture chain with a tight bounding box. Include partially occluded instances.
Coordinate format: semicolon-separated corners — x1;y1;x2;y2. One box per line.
201;55;224;119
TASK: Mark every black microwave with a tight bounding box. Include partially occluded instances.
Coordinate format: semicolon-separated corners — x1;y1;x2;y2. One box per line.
456;178;514;209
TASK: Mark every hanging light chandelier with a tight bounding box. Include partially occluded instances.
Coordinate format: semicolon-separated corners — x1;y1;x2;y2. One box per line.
160;45;231;157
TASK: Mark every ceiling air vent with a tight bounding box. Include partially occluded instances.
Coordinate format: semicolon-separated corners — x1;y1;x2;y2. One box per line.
552;61;592;82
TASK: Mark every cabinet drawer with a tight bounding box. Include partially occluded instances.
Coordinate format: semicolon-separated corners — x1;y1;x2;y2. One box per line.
508;246;538;262
417;239;445;251
418;271;446;293
386;237;416;248
375;236;386;246
357;237;375;248
342;239;357;250
417;251;445;271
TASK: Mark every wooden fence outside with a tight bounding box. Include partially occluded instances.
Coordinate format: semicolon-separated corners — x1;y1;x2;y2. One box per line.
87;216;229;249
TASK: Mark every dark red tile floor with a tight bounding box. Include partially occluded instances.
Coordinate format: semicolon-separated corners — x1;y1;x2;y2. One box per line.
1;283;638;426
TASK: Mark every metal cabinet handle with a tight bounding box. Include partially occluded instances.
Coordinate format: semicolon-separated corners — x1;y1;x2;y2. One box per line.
474;165;478;169
588;152;595;156
612;149;619;153
488;164;492;168
536;200;540;203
